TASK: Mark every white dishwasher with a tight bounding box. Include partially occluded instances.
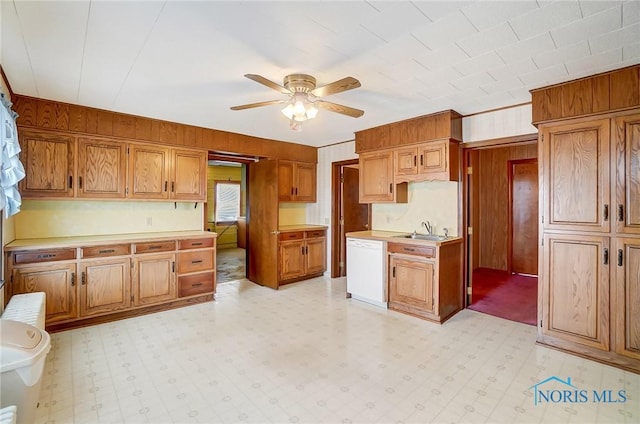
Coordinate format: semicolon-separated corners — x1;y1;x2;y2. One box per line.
346;237;387;308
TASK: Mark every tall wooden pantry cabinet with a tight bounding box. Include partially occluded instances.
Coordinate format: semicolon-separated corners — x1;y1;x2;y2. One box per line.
531;64;640;373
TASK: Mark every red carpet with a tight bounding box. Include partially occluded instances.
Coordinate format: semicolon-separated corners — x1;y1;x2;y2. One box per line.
468;268;537;326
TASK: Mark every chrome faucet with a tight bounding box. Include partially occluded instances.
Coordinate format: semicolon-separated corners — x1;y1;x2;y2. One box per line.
422;221;433;235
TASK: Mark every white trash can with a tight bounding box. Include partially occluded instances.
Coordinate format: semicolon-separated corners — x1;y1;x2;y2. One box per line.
0;319;51;424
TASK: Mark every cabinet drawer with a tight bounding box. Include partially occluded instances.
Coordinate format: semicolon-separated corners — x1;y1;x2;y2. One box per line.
178;238;214;250
135;241;175;254
387;243;435;258
178;272;214;297
177;250;214;273
279;231;304;241
13;248;76;264
82;244;131;258
306;229;326;238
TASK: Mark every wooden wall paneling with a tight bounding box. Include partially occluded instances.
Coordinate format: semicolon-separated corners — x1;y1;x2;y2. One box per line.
211;130;229;152
36;100;56;128
85;108;99;134
159;121;178;144
450;111;463;140
610;67;640;110
434;112;450;139
96;110;113;136
68;105;87;133
13;96;36;126
54;103;69;130
592;74;610;114
562;79;593;117
113;114;136;139
135;117;153;141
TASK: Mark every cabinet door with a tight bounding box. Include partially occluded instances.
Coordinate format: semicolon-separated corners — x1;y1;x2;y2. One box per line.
418;140;448;176
359;150;395;202
613;113;640;234
77;138;127;198
394;147;418;177
541;234;610;351
133;253;176;305
172;149;207;200
389;256;435;314
305;237;326;275
128;144;171;199
19;130;75;198
279;240;305;280
541;119;611;232
278;161;295;201
294;163;316;202
614;238;640;359
80;258;131;316
11;263;77;324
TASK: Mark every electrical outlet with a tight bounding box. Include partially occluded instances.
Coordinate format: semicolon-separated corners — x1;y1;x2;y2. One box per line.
146;217;152;226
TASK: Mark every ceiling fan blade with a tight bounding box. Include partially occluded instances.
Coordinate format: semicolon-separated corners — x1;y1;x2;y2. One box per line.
230;99;286;111
310;77;361;97
315;100;364;118
244;74;291;94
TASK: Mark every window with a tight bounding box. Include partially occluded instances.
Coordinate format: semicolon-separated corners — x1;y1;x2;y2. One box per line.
215;181;241;223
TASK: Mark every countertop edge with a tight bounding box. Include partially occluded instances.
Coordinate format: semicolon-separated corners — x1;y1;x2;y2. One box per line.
279;224;328;232
4;230;217;251
346;230;463;246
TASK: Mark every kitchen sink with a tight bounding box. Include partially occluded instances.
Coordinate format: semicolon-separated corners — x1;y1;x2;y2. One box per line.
397;234;448;241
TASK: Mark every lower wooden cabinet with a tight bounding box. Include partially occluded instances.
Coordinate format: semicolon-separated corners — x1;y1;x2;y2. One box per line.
387;240;462;323
80;257;131;316
278;229;326;285
10;262;78;324
5;233;216;330
614;238;640;360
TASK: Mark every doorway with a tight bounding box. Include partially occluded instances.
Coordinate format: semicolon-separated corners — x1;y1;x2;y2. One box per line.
463;138;538;325
206;154;249;284
331;159;371;277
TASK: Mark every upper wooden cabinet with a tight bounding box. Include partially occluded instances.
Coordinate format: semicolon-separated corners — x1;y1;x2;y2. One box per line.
128;144;171;200
171;149;207;201
77;137;127;198
359;150;407;204
613;113;640;235
278;161;316;202
19;129;75;198
394;139;460;183
540;118;611;232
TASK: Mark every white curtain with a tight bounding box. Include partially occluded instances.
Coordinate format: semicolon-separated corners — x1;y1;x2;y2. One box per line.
0;93;25;217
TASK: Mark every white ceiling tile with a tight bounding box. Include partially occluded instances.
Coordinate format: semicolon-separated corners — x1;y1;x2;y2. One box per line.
416;67;465;87
623;42;640;60
623;0;640;25
361;2;431;42
412;1;474;22
461;0;539;31
411;11;478;51
457;23;519;57
324;27;387;57
497;33;556;64
532;40;591;69
0;1;36;95
302;1;379;34
564;47;624;74
453;52;504;77
509;1;583;40
414;44;470;71
487;58;539;82
450;72;495;90
579;0;622;17
589;23;640;54
481;76;525;94
519;63;569;87
551;5;622;47
417;83;459;100
378;59;428;83
373;34;432;63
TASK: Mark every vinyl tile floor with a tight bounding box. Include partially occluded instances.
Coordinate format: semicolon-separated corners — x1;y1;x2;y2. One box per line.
35;277;639;424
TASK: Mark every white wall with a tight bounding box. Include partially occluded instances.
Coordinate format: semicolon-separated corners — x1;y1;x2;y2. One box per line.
463;103;537;142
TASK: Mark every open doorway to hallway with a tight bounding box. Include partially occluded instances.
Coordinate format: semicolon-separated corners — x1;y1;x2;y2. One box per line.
206;154;248;283
464;138;538;325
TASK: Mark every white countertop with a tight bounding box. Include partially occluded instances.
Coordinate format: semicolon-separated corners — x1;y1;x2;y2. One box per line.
346;230;462;246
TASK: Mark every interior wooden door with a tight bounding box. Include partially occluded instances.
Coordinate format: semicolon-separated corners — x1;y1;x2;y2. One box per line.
509;159;538;275
248;159;279;289
341;165;370;276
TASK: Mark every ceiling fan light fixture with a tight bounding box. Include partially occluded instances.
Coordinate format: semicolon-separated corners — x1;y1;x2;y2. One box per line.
281;92;318;126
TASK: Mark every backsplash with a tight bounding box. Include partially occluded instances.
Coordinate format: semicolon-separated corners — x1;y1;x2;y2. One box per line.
372;180;459;236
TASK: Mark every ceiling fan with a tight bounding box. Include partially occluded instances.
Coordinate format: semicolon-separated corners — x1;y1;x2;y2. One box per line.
230;73;364;130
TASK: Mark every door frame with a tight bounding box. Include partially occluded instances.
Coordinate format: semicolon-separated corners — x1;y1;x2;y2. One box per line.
507;158;538;275
461;133;538;307
330;159;371;278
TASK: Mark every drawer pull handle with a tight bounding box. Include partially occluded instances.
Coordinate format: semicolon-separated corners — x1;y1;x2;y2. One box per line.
71;272;75;286
148;245;162;250
618;249;623;267
604;204;609;221
618;204;624;222
191;260;203;264
191;242;203;246
403;248;416;252
81;272;86;285
604;248;609;265
99;249;115;254
192;283;203;287
37;254;56;259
